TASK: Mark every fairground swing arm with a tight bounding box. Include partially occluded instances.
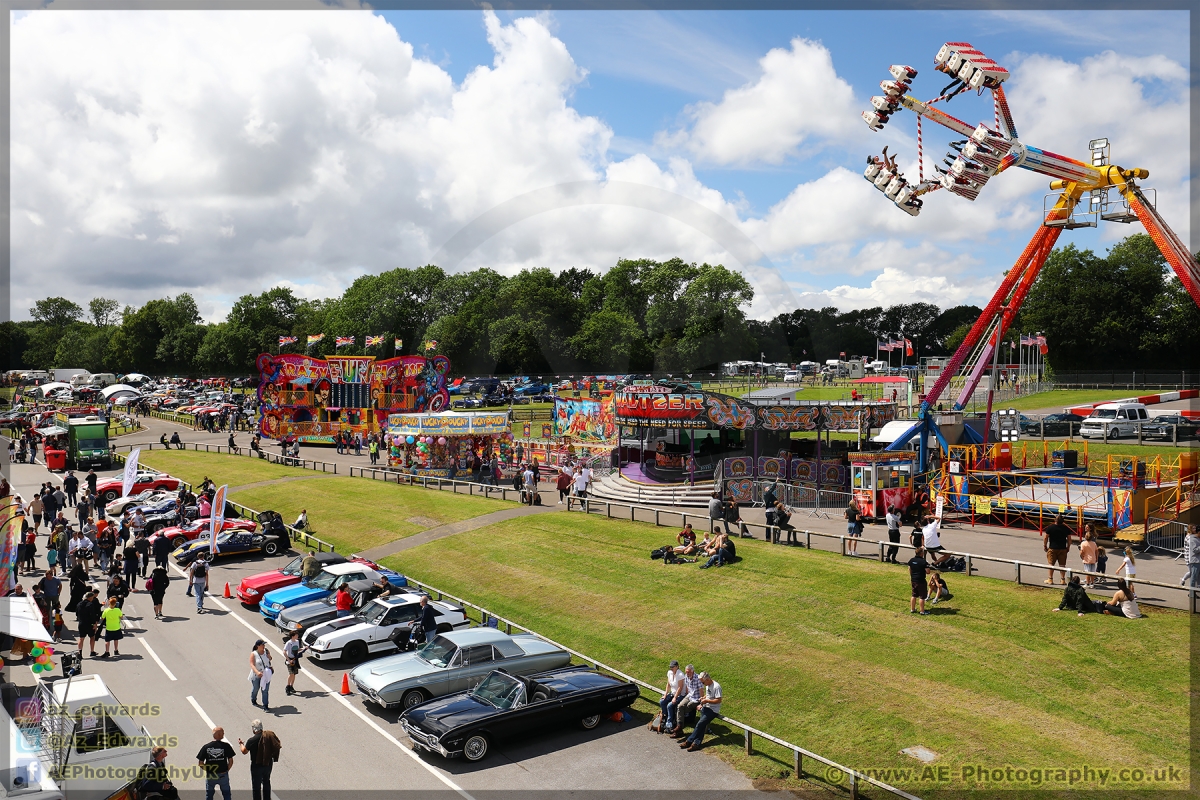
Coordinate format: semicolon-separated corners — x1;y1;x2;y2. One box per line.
864;43;1200;467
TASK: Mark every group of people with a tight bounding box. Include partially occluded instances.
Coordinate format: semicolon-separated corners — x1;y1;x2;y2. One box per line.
140;720;280;800
673;523;737;568
653;661;724;751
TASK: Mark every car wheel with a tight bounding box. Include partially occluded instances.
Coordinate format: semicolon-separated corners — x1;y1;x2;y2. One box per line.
462;734;489;762
172;535;187;548
263;540;280;557
580;714;601;730
102;489;118;503
401;688;428;710
343;641;368;663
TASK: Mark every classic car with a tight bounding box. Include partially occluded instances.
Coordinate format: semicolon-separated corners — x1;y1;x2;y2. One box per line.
1143;414;1200;441
96;471;182;504
104;489;177;518
237;551;349;606
1020;412;1086;437
304;594;470;663
258;562;398;620
172;529;286;566
149;517;258;549
275;577;387;637
350;628;571;710
400;666;640;762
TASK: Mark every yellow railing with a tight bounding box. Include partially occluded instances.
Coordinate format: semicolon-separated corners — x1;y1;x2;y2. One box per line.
946;440;1089;470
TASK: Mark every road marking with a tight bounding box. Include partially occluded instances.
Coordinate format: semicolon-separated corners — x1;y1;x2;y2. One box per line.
187;695;217;729
219;605;475;800
137;636;178;681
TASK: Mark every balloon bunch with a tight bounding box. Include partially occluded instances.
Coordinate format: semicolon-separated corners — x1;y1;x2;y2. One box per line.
30;643;55;674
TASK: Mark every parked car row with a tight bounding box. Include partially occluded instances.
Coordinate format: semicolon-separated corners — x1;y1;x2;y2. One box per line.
1011;403;1198;441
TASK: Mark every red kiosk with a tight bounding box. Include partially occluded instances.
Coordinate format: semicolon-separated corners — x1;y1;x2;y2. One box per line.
850;451;918;519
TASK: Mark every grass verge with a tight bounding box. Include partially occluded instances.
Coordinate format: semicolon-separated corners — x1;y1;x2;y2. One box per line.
384;512;1188;797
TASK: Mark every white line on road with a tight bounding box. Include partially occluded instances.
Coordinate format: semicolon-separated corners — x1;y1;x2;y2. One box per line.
138;636;178;681
187;695;217;730
219;602;475;800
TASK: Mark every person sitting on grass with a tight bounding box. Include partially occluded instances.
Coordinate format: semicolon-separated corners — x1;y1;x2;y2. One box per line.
674;524;697;555
928;573;952;605
1052;575;1093;616
699;532;732;569
1097;579;1142;618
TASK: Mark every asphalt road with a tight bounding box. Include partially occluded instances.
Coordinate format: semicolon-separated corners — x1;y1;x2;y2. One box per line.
6;461;759;797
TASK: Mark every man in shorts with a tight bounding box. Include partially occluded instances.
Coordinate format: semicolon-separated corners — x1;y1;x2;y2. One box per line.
1042;514;1073;585
908;547;934;615
283;630;306;696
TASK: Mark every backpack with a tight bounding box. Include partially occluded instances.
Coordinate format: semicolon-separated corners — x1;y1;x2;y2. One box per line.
192;561;208;578
650;546;669;560
532;493;542;506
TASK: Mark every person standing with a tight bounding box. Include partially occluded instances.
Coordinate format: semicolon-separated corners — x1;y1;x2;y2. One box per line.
334;584;353;618
238;720;280;800
656;660;685;734
885;505;902;564
190;553;210;613
845;501;863;556
153;532;172;571
35;570;62;610
1183;525;1200;588
908;547;933;616
30;494;43;532
63;471;79;507
107;573;130;609
85;469;98;497
418;595;437;644
149;564;170;619
98;596;124;657
283;630;306;696
1079;526;1100;587
248;641;273;711
300;550;319;580
707;493;725;536
1042;514;1073;585
196;727;236;800
122;540;139;588
75;589;102;657
680;672;722;752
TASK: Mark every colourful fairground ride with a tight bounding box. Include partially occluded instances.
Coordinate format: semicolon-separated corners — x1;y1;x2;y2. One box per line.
931;439;1199;546
256;353;451;444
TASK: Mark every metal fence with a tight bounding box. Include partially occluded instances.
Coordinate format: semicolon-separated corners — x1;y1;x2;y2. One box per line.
750;482;852;517
1145;519;1190;557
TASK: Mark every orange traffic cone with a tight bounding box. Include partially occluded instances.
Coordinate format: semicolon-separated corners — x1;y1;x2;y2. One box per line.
223;583;231;599
340;673;352;695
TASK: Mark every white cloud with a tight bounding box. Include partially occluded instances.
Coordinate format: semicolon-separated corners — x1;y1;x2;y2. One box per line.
658;37;861;165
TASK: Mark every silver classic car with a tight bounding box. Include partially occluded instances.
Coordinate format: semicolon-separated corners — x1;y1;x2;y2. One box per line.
349;628;571;710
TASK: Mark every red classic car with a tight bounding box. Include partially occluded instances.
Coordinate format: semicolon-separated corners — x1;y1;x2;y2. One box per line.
148;517;258;549
236;552;383;606
96;471;182;503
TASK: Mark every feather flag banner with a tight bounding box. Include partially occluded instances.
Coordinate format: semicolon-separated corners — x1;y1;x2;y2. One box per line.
394;338;403;350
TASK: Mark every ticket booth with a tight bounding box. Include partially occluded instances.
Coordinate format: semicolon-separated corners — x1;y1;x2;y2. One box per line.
850;451;917;519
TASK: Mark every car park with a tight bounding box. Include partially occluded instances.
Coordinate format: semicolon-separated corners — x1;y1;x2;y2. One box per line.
237;550;349;606
172;529;288;565
275;577;392;637
95;471;182;504
304;594;470;663
350;628;572;710
399;666;640;762
259;562;399;620
1079;403;1149;439
1143;414;1200;441
149;517;257;549
1020;412;1085;437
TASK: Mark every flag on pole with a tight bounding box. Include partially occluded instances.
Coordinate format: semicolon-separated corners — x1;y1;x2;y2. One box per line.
122;448;141;499
877;339;892;352
394;338;403;350
210;484;228;555
1036;334;1048;355
335;336;355;348
278;335;298;347
424;341;439;351
365;335;384;347
905;338;914;357
307;334;325;346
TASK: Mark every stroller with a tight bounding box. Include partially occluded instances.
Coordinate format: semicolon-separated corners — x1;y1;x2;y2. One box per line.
391;622;426;652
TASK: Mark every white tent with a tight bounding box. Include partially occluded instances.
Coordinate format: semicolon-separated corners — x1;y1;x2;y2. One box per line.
0;595;53;641
31;382;71;398
100;384;140;401
121;373;150;384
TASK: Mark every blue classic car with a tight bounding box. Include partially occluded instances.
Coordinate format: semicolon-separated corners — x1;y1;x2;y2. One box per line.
172;530;284;566
400;666;640;762
259;562;399;620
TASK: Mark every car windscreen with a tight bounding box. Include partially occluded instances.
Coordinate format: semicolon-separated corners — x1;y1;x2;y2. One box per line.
309;572;340;590
1090;409;1117;419
471;672;524;710
415;636;458;668
282;556;303;575
358;602;390;625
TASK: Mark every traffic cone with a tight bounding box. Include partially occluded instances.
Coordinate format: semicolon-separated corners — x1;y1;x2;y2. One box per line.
223;583;231;599
340;673;352;695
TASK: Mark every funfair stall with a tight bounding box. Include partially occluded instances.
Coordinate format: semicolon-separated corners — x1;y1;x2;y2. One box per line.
850;450;918;519
387;412;513;478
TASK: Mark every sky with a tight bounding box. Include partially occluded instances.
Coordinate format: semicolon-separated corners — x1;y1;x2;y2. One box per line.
10;8;1192;323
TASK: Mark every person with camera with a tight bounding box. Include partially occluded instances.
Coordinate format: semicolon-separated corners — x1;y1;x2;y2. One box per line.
283;629;307;696
238;720;281;800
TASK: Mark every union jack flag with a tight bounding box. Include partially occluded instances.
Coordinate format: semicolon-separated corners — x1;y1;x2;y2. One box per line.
365;335;384;347
335;336;355;348
278;335;298;346
424;340;438;351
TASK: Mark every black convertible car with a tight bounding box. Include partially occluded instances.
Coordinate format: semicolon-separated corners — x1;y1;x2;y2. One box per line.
399;666;639;762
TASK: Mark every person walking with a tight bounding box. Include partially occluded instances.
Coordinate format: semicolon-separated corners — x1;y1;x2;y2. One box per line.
196;728;236;800
30;494;43;532
153;532;172;571
75;589;102;657
249;640;274;710
107;573;130;609
1042;514;1073;585
85;469;98;497
149;564;170;619
1183;525;1200;588
98;596;124;657
63;471;79;507
885;505;902;564
134;533;150;579
283;630;306;696
238;720;280;800
190;553;210;613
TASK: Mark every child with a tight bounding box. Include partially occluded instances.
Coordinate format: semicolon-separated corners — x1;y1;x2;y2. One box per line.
52;608;64;643
928;573;952;604
1096;547;1108;583
1115;547;1136;585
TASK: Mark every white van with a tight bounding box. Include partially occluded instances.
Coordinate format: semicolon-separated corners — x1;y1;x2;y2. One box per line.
87;373;117;388
1079;402;1149;439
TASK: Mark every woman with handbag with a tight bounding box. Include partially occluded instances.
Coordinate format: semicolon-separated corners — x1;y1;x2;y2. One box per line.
149;565;170;619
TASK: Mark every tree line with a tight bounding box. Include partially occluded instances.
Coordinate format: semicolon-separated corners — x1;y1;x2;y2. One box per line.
4;234;1193;377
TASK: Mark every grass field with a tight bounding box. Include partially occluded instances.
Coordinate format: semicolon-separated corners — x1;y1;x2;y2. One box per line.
133;450;512;553
1005;389;1158;412
387;512;1189;796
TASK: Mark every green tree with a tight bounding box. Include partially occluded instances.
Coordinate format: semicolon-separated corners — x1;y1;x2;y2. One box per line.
88;297;120;328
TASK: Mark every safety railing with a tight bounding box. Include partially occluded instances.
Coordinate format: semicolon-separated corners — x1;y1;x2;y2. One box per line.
1145;518;1190;557
749;482;852;518
399;574;921;800
565;496;1199;613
